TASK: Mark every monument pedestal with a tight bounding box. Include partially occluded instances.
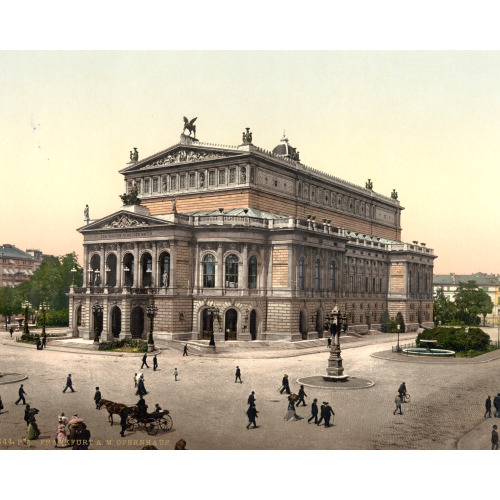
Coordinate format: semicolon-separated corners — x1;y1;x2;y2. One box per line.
324;345;349;382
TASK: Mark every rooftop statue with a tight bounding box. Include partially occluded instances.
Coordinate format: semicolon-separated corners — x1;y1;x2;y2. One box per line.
129;147;139;162
183;117;197;138
242;127;253;144
391;189;398;200
366;179;373;190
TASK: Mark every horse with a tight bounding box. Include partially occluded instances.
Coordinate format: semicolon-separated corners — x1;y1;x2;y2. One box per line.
183;116;197;138
98;399;132;426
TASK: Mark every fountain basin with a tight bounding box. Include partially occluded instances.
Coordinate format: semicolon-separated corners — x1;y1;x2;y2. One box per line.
402;348;455;357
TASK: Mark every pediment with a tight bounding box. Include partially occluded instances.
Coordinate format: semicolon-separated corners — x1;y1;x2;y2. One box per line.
120;142;245;174
78;210;171;233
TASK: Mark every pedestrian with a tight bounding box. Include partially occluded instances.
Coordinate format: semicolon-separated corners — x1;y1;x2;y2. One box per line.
94;387;102;409
494;393;500;417
153;355;158;371
398;382;407;400
0;395;3;413
141;353;149;369
308;398;319;424
154;403;162;413
63;374;75;393
23;404;31;426
183;344;188;356
119;409;128;438
15;384;27;405
55;418;67;448
136;375;147;396
174;368;178;381
327;337;331;348
36;338;42;350
485;395;492;418
175;439;187;449
394;394;403;415
317;402;326;426
134;373;138;387
279;374;291;394
296;385;308;406
26;408;40;440
67;414;80;447
136;395;147;417
284;396;303;421
492;425;499;450
58;411;68;426
246;403;258;429
323;401;335;427
235;366;242;383
42;335;47;348
247;391;256;406
73;422;91;450
9;327;13;338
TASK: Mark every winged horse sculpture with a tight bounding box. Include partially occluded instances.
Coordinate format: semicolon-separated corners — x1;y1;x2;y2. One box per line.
183;116;197;138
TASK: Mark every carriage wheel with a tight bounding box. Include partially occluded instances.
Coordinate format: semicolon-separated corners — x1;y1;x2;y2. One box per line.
145;421;159;435
159;414;173;432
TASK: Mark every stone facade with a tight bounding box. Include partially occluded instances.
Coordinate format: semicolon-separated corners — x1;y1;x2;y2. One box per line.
69;132;436;342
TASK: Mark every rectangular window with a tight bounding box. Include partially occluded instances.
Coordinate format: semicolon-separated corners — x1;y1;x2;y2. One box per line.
162;176;167;192
483;287;489;291
357;277;361;293
229;168;236;183
153;178;158;192
365;277;369;292
379;278;382;292
219;170;225;184
209;171;215;186
180;175;186;189
136;180;141;193
349;276;354;292
373;277;376;292
190;173;196;188
171;176;176;190
144;179;150;193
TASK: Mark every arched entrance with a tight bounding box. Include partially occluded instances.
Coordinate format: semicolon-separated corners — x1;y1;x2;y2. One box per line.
106;254;117;286
250;309;257;340
316;309;324;338
225;309;237;340
111;306;121;338
201;308;214;340
92;310;103;340
299;310;307;340
131;306;144;339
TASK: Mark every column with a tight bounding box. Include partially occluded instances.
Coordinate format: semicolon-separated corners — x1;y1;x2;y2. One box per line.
216;243;223;289
241;243;248;292
120;296;131;339
100;245;105;285
117;244;123;288
152;242;158;288
83;245;88;287
101;297;109;341
133;243;139;287
193;243;200;292
289;245;296;291
170;242;177;293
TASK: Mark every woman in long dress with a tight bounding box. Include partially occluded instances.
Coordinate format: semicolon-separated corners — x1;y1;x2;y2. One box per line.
27;409;41;440
55;418;67;448
284;396;303;421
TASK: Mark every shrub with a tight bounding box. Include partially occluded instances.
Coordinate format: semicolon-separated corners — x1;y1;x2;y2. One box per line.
380;311;390;333
37;309;68;327
416;326;490;352
98;339;148;352
396;312;405;333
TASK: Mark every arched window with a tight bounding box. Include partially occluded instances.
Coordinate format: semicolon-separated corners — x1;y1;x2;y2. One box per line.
248;256;257;289
298;258;305;290
330;262;335;291
203;254;216;288
225;254;239;288
315;260;321;291
141;253;153;287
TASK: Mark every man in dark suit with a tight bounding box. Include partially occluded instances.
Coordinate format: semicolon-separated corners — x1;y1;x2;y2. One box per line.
63;374;75;393
9;327;13;338
153;355;158;371
324;402;335;427
235;366;242;383
15;384;27;405
120;410;128;438
246;403;258;429
280;374;291;394
296;385;308;406
316;402;327;426
308;398;319;424
183;344;188;356
141;354;149;369
94;387;102;409
247;391;255;406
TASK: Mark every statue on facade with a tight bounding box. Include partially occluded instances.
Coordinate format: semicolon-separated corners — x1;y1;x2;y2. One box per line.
366;179;373;190
183;117;197;138
130;148;139;162
172;197;177;213
290;148;300;161
391;189;398;200
242;128;252;144
84;204;89;224
162;272;169;288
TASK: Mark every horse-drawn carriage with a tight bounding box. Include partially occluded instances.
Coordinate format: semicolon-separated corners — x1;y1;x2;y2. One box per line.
99;399;173;435
126;406;173;435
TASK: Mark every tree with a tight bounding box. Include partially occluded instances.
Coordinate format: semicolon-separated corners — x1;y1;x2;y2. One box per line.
120;185;141;206
433;287;457;325
395;312;405;333
0;286;22;330
454;280;493;326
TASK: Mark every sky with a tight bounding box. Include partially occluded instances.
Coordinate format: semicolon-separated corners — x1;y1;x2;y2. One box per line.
1;50;500;274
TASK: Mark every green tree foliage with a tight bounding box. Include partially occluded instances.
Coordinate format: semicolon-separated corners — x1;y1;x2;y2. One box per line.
454;280;493;326
380;311;390;333
0;286;22;329
416;326;490;352
433;287;457;325
120;185;141;206
1;253;83;328
396;312;405;333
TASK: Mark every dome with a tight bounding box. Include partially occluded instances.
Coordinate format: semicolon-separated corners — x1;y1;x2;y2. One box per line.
272;133;300;161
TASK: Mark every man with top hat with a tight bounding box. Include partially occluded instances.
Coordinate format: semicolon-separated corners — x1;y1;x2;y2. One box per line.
323;401;335;427
280;374;291;394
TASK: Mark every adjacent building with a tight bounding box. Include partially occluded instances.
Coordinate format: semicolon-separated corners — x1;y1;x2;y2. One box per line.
0;244;35;287
69;126;436;342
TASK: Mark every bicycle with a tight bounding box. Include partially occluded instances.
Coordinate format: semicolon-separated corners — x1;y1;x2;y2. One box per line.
403;393;411;403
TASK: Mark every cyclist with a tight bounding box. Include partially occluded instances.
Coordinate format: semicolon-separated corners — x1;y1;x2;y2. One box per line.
398;382;407;400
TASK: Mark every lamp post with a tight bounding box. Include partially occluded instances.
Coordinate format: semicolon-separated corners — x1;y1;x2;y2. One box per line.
22;300;31;334
92;302;103;344
71;267;77;285
124;266;131;287
39;302;49;336
146;303;158;351
325;306;348;381
396;323;401;353
207;306;220;345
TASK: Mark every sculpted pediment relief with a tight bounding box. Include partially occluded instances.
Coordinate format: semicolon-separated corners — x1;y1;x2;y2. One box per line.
145;148;231;168
103;214;150;229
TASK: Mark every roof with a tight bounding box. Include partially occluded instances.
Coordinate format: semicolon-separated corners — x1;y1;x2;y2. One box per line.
433;273;500;286
0;245;33;260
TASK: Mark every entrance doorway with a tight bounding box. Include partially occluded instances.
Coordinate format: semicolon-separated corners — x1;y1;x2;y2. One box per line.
316;309;323;338
111;306;121;338
131;307;144;339
202;308;214;340
250;310;257;340
225;309;237;340
299;310;307;340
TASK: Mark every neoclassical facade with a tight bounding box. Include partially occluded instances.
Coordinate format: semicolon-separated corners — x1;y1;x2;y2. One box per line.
69;130;436;342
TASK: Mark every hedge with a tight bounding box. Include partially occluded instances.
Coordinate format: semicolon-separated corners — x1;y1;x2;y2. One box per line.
98;338;148;352
416;326;490;352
